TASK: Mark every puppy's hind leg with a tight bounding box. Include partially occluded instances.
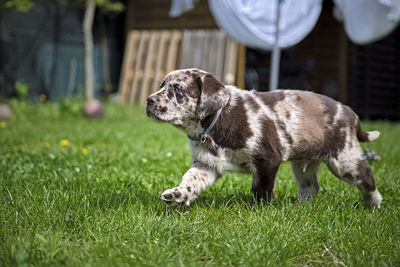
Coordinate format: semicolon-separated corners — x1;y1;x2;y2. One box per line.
324;140;382;208
291;160;320;201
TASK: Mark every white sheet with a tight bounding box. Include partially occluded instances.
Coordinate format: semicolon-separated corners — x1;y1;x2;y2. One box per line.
333;0;400;44
208;0;322;49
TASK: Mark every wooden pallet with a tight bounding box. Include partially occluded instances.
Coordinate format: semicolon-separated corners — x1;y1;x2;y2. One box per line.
119;30;181;104
179;30;238;85
118;30;244;105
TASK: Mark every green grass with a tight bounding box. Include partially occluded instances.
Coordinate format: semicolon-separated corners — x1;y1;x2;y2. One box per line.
1;101;400;266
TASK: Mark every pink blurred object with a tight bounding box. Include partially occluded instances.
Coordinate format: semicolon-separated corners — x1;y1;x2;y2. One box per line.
0;104;12;120
83;99;104;118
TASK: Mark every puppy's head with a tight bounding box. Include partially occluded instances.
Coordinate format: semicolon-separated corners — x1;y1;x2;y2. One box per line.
145;69;229;126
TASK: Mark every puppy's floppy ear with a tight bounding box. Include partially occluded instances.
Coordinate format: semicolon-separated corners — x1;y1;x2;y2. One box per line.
195;74;229;120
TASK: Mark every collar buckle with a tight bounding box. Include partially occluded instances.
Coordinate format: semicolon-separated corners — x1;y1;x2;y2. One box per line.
188;108;222;143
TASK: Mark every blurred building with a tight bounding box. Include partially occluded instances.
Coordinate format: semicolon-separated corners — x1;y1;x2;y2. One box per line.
0;2;125;100
124;0;399;120
1;0;399;120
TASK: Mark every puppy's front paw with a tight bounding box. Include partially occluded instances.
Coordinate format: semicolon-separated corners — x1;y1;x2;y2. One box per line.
161;187;193;206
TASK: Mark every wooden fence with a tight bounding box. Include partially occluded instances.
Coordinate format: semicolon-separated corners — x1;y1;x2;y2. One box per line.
118;29;244;105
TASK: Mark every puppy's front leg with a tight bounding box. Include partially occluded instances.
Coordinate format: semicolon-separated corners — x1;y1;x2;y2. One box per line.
161;162;218;206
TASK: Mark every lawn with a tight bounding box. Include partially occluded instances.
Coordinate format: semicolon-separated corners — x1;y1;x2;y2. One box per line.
1;101;400;266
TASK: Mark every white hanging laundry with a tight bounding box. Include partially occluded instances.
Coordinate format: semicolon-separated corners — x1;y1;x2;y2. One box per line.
333;0;400;45
207;0;323;49
169;0;196;18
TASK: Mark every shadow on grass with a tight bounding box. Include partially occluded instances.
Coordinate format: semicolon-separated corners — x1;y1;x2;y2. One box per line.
86;184;371;215
165;192;300;211
202;193;300;206
88;184;339;212
174;192;371;212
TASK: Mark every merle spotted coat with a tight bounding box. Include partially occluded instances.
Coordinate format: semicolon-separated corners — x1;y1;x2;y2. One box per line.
145;69;382;208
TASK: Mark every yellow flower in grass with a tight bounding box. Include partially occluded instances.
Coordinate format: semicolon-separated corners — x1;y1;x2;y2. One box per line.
0;122;6;129
11;114;16;121
81;148;88;155
42;142;51;148
60;139;69;147
39;94;47;102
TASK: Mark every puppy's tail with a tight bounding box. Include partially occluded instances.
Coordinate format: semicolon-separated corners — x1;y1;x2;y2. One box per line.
357;121;380;142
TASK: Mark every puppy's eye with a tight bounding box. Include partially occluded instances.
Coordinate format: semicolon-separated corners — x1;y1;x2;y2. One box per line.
174;86;184;93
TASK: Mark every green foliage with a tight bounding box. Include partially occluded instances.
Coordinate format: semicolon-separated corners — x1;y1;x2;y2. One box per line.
14;81;28;100
1;102;399;266
65;0;125;13
1;0;124;13
94;0;124;13
2;0;33;12
58;97;83;116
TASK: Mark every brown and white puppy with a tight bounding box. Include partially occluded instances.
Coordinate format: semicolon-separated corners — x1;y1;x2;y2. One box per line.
145;68;382;208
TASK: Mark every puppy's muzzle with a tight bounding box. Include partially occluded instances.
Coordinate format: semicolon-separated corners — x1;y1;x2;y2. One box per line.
145;95;157;115
146;95;157;106
146;95;168;121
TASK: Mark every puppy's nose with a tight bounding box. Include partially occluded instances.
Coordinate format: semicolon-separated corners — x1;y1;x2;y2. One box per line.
146;95;156;106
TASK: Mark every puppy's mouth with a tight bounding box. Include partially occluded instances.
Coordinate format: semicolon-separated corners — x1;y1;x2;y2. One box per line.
145;105;166;122
146;109;162;121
